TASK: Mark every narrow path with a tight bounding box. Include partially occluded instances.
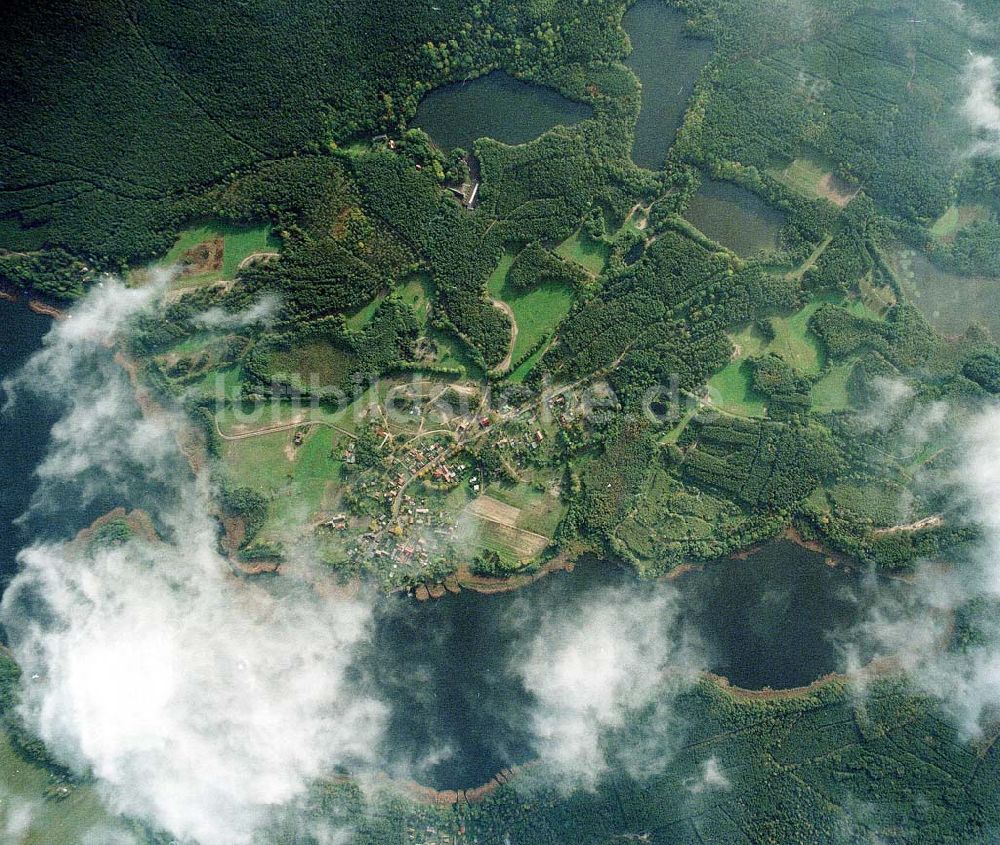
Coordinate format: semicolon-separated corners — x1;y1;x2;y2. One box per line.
215;417;356;442
873;514;943;536
490;298;518;373
237;251;280;271
785;234;833;282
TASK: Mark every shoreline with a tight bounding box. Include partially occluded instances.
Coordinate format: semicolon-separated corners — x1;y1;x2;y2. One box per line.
728;524;852;569
397;664;892;805
411;546;582;601
0;283;67;320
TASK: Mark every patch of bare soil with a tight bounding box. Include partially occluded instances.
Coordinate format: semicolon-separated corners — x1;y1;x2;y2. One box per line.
75;507;159;545
180;237;224;276
873;514;943;537
817;172;861;208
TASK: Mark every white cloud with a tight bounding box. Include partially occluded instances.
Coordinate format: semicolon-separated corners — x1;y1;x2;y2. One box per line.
685;755;731;794
192;294;280;330
513;587;701;788
0;788;38;845
855;377;914;432
0;283;384;845
842;403;1000;736
963;55;1000;158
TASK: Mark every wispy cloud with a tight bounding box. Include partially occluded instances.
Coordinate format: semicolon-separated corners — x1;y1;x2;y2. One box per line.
192;294;280;330
512;586;702;789
841;403;1000;735
963;55;1000;158
685;755;731;794
0;282;383;845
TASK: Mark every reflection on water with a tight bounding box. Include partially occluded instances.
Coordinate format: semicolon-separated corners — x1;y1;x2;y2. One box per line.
0;299;56;593
359;541;877;790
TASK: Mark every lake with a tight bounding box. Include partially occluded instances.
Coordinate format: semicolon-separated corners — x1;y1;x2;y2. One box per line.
0;302;879;795
623;0;713;170
361;540;877;790
411;71;592;151
684;179;786;256
0;299;56;595
892;246;1000;340
0;299;185;601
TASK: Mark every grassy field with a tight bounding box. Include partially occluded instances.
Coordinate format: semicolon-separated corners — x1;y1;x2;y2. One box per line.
483;478;566;537
929;204;990;241
221;423;347;544
0;730;121;845
931;205;962;239
730;323;768;357
554;228;610;276
502;282;574;363
706;298;869;416
156;221;280;287
398;272;432;326
769;155;858;207
767;304;826;375
771;157;828;196
810;359;857;413
507;342;548;383
345;293;385;330
427;327;483;377
486;248;518;297
706;358;767;417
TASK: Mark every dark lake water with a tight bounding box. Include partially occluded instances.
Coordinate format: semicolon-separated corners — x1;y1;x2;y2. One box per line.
623;0;713;169
0;299;183;600
1;303;878;793
0;299;56;594
684;179;786;256
411;71;592;151
363;541;877;790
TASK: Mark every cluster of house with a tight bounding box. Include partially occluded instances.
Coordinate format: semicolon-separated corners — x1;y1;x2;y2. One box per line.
348;492;458;572
317;512;349;531
406;826;465;845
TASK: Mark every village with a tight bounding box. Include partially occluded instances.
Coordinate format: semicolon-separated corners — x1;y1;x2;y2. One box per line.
296;375;595;589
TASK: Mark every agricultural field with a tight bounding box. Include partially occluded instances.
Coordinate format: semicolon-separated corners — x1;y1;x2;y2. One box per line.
148;222;280;289
480;477;566;537
462;495;551;565
769;156;860;208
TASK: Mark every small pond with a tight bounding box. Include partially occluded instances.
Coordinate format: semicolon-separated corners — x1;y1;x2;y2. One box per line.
684;179;785;256
892;246;1000;340
411;71;592;151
